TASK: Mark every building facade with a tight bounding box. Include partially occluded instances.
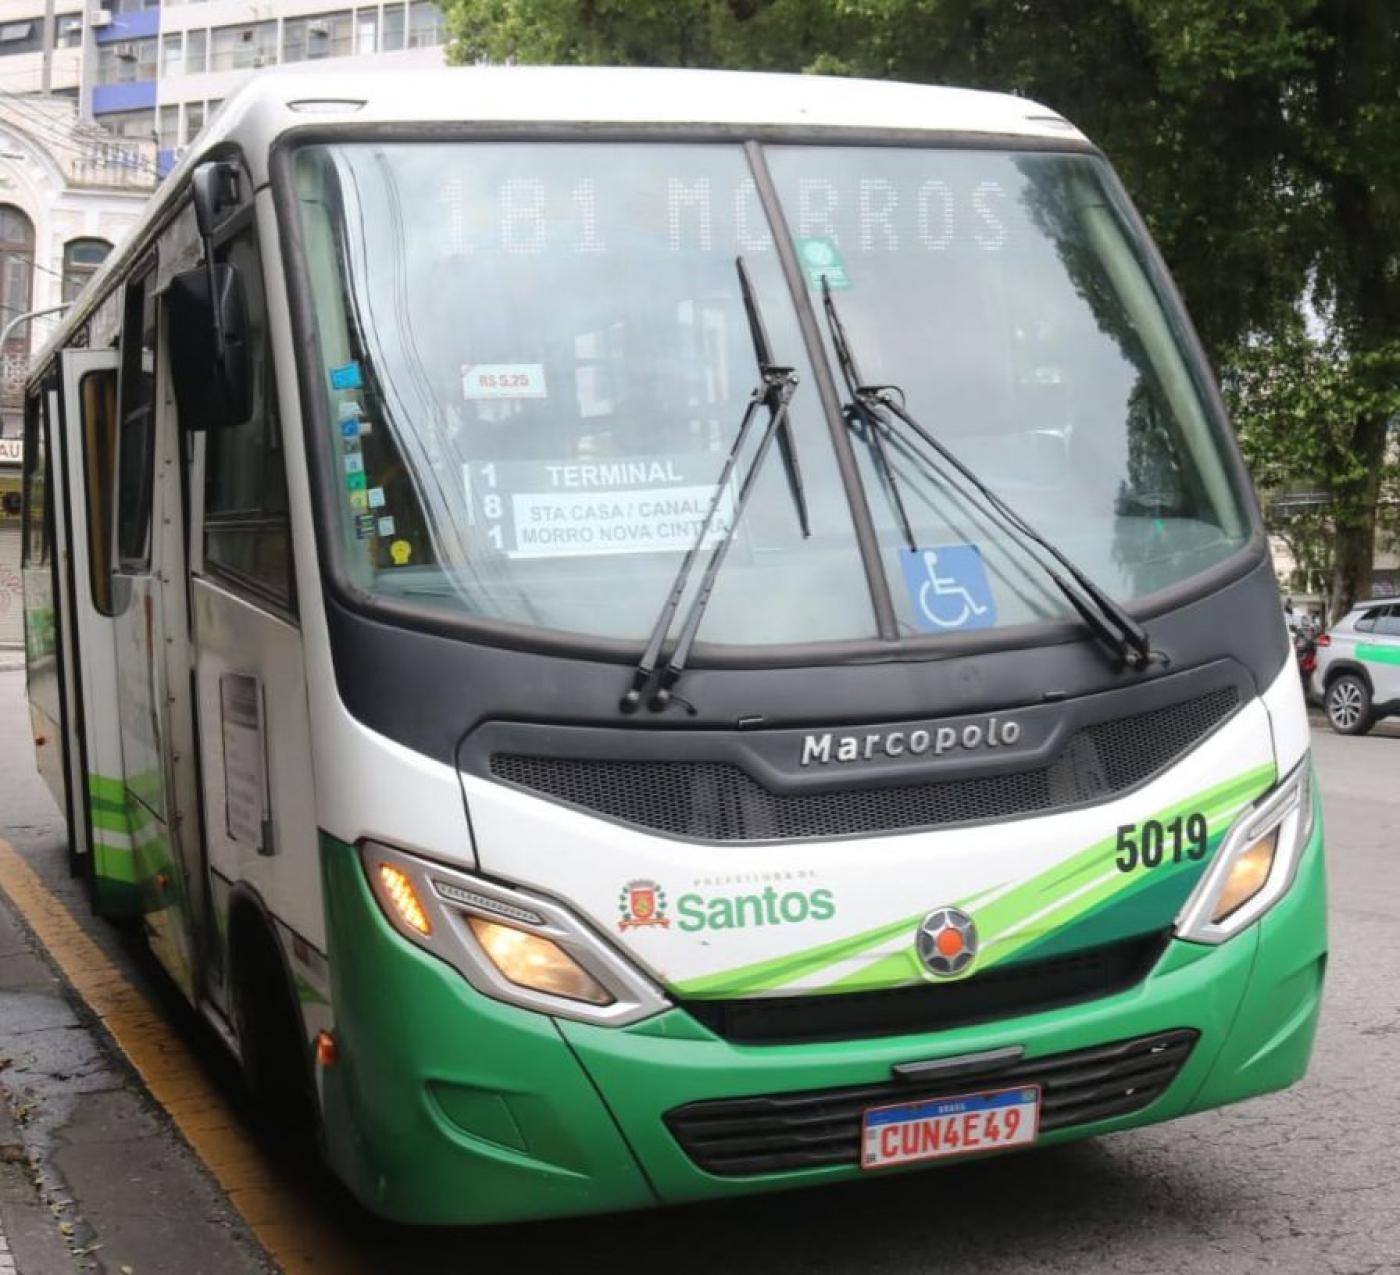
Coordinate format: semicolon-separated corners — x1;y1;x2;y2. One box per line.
0;0;447;645
91;0;447;174
0;87;157;645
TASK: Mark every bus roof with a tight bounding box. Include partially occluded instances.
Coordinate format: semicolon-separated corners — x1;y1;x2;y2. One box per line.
28;66;1081;377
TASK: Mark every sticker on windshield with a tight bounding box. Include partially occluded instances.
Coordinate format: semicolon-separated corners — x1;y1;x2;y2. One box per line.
463;456;734;559
796;237;851;290
900;545;997;633
462;363;548;401
330;361;363;391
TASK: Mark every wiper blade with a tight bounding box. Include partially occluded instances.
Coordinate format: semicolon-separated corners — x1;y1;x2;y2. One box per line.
820;279;1154;670
620;257;807;714
823;280;916;552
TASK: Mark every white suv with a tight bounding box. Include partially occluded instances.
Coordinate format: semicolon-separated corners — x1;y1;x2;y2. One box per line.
1314;599;1400;735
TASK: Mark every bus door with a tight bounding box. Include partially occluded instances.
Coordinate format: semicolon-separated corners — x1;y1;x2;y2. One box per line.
20;383;82;863
183;210;312;1020
55;348;125;906
106;265;199;998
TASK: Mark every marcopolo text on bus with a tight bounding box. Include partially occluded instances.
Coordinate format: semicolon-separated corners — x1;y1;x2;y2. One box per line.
800;716;1023;766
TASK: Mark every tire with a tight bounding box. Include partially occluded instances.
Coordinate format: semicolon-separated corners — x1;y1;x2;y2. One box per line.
1325;673;1374;736
230;916;320;1146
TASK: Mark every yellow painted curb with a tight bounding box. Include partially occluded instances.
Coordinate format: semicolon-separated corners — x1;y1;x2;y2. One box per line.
0;838;366;1275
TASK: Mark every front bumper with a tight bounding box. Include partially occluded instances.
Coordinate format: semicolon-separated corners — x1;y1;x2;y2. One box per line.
318;814;1325;1224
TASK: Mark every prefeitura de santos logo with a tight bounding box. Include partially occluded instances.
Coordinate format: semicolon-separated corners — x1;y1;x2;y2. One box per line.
618;879;670;931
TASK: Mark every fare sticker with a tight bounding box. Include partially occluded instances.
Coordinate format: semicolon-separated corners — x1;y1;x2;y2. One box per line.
462;362;548;401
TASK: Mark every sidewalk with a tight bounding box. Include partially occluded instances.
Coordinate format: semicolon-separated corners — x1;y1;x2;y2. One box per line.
0;870;271;1275
0;911;81;1275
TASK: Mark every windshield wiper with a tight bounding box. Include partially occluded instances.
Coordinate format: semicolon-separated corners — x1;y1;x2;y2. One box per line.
824;281;916;553
820;279;1154;670
620;257;808;714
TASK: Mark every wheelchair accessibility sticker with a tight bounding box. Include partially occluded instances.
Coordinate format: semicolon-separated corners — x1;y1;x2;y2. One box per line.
900;545;997;632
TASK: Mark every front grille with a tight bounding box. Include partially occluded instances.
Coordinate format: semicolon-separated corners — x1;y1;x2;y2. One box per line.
665;1029;1198;1176
680;933;1169;1045
489;687;1239;841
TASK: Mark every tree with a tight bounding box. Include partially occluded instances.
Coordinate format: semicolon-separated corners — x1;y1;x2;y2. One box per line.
1224;322;1400;615
443;0;1400;610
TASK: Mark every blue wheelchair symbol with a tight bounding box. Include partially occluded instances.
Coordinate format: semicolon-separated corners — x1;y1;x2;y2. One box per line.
899;544;997;633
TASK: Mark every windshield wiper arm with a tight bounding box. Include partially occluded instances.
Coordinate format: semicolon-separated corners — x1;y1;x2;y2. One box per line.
620;257;807;713
820;280;1154;670
823;280;916;552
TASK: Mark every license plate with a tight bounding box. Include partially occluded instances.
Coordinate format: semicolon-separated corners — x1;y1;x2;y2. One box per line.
861;1085;1041;1170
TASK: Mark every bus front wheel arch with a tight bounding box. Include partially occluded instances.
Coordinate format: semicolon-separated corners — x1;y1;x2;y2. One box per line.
228;898;321;1143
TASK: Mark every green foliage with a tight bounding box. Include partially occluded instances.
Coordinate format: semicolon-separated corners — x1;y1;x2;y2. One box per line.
1225;324;1400;608
442;0;1400;607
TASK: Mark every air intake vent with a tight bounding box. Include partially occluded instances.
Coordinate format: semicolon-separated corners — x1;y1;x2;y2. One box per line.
665;1029;1198;1176
489;687;1239;841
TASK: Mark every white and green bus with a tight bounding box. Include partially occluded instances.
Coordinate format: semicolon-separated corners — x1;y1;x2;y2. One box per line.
20;66;1325;1223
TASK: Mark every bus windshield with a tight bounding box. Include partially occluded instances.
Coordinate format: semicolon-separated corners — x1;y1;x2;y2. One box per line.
292;140;1250;647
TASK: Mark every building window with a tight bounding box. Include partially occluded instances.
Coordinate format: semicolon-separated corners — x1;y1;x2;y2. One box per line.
161;31;183;75
210;20;277;71
382;2;405;50
0;21;41;57
185;28;207;73
0;206;34;402
97;38;158;84
61;238;111;303
184;101;205;144
284;11;352;63
97;108;156;141
159;104;179;151
55;15;83;47
355;7;377;54
407;2;442;47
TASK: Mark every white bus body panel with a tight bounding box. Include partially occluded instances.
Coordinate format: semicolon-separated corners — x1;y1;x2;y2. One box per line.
460;695;1278;997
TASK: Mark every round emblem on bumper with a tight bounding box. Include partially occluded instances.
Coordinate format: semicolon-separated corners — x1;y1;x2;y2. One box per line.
917;907;978;978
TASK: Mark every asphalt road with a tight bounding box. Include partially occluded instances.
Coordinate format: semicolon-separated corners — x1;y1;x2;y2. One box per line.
0;665;1397;1274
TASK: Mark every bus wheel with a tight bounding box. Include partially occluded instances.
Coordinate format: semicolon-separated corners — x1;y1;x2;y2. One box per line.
1325;674;1373;736
230;912;320;1147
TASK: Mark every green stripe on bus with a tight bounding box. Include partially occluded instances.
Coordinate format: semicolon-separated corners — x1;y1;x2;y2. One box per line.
87;774;125;804
93;843;138;884
671;763;1275;998
90;807;134;834
1357;642;1400;667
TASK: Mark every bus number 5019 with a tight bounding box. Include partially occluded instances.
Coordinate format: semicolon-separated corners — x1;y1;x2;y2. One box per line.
1115;814;1209;873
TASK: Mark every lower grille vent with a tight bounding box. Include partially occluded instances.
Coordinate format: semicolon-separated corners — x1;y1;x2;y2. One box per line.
664;1028;1198;1176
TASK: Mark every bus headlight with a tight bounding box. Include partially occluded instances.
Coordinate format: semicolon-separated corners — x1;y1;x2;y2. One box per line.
467;917;612;1006
362;840;669;1026
1175;759;1315;944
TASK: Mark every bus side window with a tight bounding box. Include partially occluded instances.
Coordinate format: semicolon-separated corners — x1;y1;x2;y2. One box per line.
20;389;47;569
114;267;158;577
80;369;119;615
201;227;293;612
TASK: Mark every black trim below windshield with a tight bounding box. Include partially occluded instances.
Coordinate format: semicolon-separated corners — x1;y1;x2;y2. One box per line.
268;123;1266;673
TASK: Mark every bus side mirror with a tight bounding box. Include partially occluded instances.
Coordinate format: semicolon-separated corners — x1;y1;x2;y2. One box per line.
167;264;252;431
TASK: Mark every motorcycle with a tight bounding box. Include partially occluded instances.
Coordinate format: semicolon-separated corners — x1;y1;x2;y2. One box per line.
1293;627;1318;698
